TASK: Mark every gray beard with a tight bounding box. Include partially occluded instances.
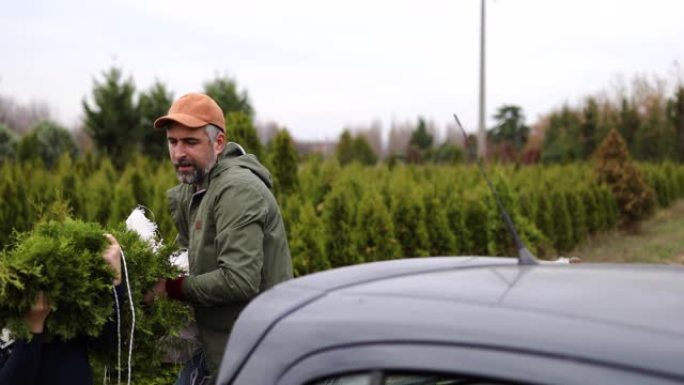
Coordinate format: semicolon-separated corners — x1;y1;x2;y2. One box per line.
175;159;216;185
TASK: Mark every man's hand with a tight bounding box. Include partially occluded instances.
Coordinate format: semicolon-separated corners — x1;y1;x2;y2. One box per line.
143;279;167;305
25;291;50;334
103;234;122;286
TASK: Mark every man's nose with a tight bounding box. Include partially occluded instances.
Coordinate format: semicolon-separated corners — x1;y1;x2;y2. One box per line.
171;143;186;159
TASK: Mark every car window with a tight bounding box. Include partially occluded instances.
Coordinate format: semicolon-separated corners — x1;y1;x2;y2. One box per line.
309;372;522;385
386;374;510;384
310;373;371;385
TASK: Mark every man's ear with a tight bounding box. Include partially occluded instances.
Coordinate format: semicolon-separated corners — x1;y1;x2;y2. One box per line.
215;132;226;154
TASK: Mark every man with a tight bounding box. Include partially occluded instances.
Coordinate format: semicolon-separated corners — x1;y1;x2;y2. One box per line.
145;93;293;384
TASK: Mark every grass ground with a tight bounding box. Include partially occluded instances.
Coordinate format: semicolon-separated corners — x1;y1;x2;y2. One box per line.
569;199;684;265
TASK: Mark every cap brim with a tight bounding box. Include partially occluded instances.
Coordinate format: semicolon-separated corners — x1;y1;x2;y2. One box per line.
154;113;208;129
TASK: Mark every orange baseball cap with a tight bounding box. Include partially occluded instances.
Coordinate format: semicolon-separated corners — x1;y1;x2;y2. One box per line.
154;93;225;131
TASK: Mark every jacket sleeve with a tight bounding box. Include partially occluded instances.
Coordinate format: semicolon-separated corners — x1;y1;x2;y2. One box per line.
0;334;43;384
182;181;266;306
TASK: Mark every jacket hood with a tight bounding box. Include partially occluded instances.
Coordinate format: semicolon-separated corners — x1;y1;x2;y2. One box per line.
211;142;273;188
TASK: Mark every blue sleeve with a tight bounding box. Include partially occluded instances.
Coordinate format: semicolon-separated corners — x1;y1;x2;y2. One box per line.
0;333;44;385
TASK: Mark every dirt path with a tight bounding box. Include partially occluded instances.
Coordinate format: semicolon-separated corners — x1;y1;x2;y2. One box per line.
569;200;684;265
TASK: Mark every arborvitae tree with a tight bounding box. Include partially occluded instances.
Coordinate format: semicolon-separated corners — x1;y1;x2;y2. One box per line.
74;151;99;180
355;192;400;262
663;162;683;199
409;117;433;150
581;188;601;234
424;194;457;256
463;194;493;256
406;118;434;164
351;136;378;165
17;121;78;169
619;98;640;153
148;163;177;242
391;182;429;257
289;200;329;276
633;98;676;161
55;155;85;218
541;106;582;163
565;190;587;244
549;191;574;254
646;169;671;208
226;111;263;161
138;81;173;159
491;104;529;152
594;129;656;230
323;184;358;267
581;98;599;159
107;165;153;227
431;143;464;164
534;191;554;242
82;158;116;225
0;176;31;249
268;128;299;196
83;67;140;168
444;193;467;254
203;75;254;117
0;123;18;163
668;86;684;162
335;130;355;166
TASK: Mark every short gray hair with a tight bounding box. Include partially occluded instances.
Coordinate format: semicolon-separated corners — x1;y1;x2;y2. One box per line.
204;124;223;144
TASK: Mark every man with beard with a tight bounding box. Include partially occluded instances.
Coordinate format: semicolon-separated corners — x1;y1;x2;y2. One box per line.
144;93;292;385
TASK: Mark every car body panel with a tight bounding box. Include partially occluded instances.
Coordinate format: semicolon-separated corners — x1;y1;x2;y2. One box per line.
217;257;684;385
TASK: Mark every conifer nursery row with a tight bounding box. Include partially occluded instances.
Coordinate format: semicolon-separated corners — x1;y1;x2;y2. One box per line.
2;154;683;276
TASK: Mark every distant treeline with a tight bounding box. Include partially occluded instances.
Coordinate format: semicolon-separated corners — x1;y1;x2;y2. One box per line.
2;68;684;167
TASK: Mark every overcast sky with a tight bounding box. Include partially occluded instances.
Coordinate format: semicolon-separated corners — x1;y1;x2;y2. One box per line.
2;0;683;141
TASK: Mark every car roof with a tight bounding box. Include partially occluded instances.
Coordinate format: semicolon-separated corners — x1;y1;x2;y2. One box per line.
218;257;684;384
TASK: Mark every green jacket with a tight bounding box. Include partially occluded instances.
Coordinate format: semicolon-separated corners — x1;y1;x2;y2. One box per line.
167;142;293;373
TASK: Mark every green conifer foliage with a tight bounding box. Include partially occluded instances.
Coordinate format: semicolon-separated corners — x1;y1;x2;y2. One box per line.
594;129;656;229
0;218;190;379
581;188;601;234
0;177;31;249
462;193;494;256
335;130;355;166
443;193;467;254
268;129;299;196
298;158;340;210
355;192;401;262
83;68;140;168
108;170;140;227
138;81;173;159
203;76;254;118
424;194;457;256
289;200;329;276
0;219;115;340
83;159;116;225
226;111;263;161
323;184;358;267
17;121;78;169
565;191;587;244
390;181;429;257
549;191;574;254
0;123;18;163
533;192;554;243
54;154;85;218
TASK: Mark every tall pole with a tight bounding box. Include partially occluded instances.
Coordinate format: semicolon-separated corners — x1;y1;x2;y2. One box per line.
477;0;487;160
